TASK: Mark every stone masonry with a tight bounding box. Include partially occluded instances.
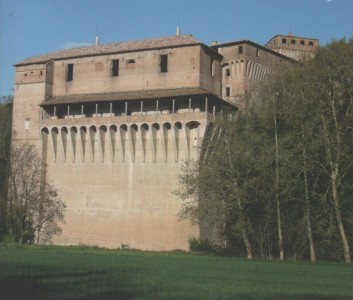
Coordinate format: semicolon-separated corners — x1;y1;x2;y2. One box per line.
12;33;318;250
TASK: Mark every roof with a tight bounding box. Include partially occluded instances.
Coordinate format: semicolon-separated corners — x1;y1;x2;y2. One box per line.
40;87;233;107
211;40;295;62
16;35;203;66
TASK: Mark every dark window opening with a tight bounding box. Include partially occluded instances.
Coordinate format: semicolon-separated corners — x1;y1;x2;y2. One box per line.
225;68;230;76
127;59;135;64
66;64;74;81
111;59;119;76
225;87;230;97
309;41;314;46
291;39;296;44
160;54;168;73
282;38;287;44
300;40;305;45
238;46;243;54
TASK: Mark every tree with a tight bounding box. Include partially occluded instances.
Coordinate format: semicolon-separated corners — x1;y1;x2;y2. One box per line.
0;96;13;240
308;39;353;263
176;38;353;262
6;142;66;244
251;39;353;262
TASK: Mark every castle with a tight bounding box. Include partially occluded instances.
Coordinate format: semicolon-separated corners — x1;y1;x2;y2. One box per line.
12;32;318;250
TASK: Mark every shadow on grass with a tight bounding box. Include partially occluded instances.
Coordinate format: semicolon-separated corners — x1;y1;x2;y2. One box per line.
0;268;134;300
1;272;353;300
231;295;353;300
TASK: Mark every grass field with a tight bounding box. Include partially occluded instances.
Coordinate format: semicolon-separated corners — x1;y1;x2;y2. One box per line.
0;245;352;300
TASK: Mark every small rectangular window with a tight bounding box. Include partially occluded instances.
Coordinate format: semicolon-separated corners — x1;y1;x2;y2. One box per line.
225;87;230;97
160;54;168;73
238;46;243;54
25;118;30;130
291;39;296;44
309;41;314;46
66;64;74;81
210;59;215;76
111;59;119;76
225;68;230;76
300;40;305;45
282;38;287;44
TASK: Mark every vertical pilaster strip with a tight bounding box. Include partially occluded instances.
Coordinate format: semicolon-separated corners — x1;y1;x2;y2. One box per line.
172;124;178;162
70;127;77;162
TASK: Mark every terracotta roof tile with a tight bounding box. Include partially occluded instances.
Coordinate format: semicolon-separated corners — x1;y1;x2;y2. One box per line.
16;35;202;66
40;88;233;107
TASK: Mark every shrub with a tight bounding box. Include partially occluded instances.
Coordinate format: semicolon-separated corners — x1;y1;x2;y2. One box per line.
188;236;215;253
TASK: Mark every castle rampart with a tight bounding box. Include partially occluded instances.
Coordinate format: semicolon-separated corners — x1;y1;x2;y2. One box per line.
12;33;318;250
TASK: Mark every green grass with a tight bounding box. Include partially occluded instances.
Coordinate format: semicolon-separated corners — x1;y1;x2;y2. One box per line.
0;245;352;300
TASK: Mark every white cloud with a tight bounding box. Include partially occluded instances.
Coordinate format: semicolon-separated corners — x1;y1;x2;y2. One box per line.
61;42;93;49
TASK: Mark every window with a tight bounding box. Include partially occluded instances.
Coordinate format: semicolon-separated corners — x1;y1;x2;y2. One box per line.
291;39;296;44
309;41;314;46
111;59;119;76
282;38;287;44
66;64;74;81
238;45;243;54
210;59;215;76
25;118;30;130
225;68;230;76
300;40;305;46
160;54;168;73
225;87;230;97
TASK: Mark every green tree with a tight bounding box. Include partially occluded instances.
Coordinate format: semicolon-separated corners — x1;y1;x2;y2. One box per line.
176;38;353;262
0;96;13;240
250;39;353;262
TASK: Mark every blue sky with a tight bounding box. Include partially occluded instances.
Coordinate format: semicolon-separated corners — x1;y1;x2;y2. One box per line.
1;0;352;96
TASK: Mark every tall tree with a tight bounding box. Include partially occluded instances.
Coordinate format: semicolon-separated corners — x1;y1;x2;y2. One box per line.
7;142;66;244
0;96;13;240
177;39;353;262
309;39;353;263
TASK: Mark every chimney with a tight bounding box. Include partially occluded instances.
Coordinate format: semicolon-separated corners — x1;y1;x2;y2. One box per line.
95;35;100;46
176;26;181;36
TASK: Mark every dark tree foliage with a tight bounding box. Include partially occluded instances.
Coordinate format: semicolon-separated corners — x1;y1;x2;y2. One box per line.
0;96;13;240
177;38;353;262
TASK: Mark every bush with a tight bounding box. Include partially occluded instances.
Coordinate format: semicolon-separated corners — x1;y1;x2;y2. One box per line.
188;236;216;253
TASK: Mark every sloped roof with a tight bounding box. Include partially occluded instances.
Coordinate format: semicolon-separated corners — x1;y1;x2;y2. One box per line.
40;88;228;106
16;35;203;66
211;40;295;62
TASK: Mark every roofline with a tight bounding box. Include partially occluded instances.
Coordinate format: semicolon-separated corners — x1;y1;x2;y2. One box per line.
201;44;223;60
211;40;295;62
40;87;235;108
15;42;209;67
265;35;320;46
15;33;223;67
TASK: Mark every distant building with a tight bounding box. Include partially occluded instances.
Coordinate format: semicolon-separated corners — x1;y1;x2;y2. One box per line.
12;32;318;250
